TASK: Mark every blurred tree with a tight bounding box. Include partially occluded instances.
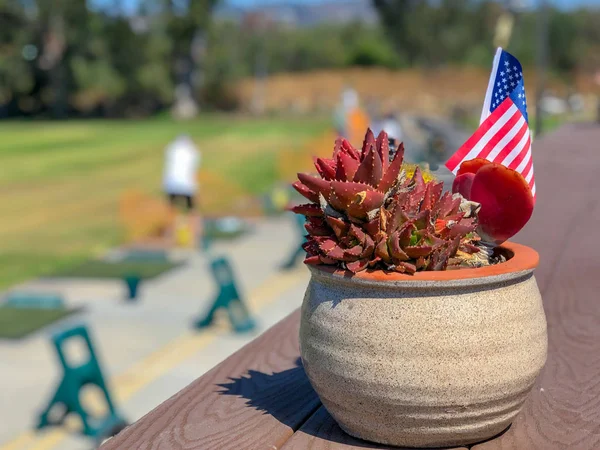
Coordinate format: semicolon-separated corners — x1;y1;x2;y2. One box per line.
371;0;499;66
163;0;219;117
0;1;33;116
1;0;599;118
36;0;90;117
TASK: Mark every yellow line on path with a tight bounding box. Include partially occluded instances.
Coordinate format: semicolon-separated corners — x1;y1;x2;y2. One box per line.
25;432;66;450
0;433;35;450
113;332;218;403
0;266;307;450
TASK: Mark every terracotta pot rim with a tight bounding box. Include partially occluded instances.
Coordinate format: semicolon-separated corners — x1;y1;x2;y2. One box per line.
308;241;538;283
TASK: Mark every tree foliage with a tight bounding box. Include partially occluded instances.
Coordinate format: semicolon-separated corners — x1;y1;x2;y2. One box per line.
0;0;598;118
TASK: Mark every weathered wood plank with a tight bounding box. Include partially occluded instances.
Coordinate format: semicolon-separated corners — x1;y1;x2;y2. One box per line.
103;124;600;450
281;406;468;450
474;124;600;449
100;310;321;450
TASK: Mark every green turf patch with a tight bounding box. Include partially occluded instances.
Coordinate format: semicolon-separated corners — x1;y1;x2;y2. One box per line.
121;249;169;263
204;217;251;240
205;228;247;240
0;306;76;339
54;260;181;280
0;253;89;293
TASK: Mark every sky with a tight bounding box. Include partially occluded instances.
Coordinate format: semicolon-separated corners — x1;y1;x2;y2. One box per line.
91;0;600;14
220;0;600;6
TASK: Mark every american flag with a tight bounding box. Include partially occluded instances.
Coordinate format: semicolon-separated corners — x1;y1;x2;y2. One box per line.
446;48;536;198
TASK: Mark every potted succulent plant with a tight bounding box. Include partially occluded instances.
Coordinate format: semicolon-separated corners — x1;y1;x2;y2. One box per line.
291;130;547;448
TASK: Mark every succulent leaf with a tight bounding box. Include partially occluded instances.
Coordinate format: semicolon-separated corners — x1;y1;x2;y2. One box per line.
389;232;410;261
353;143;383;187
361;129;376;159
338;138;361;160
411;167;426;197
469;162;534;245
457;158;491;176
304;255;322;265
305;217;331;236
376;237;392;263
452;173;475;198
376;131;390;170
293;129;483;273
394;261;417;274
297;173;330;198
335;151;360;181
422;181;444;212
412;210;432;231
325;215;350;239
378;142;405;193
291;203;322;217
346;258;370;273
405;244;434;259
314;157;336;180
388;204;409;233
292;181;319;203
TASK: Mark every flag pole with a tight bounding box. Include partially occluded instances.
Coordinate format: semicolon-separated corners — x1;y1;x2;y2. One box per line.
480;48;503;125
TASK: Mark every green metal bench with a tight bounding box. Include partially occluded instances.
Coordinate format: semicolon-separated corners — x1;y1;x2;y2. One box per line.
194;256;256;333
4;291;65;309
123;274;141;301
37;325;126;442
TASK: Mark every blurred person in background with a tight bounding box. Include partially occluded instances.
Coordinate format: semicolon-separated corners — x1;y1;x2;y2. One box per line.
379;110;403;144
333;86;370;145
333;86;358;137
373;110;403;160
163;134;202;247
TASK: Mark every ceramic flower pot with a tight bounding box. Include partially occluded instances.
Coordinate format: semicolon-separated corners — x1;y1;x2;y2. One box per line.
300;242;547;448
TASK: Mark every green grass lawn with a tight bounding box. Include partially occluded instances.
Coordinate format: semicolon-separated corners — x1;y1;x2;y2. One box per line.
0;306;76;339
0;115;330;290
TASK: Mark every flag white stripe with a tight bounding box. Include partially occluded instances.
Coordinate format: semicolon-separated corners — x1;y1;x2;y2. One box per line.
480;47;503;125
501;127;530;166
461;104;519;163
524;165;534;183
532;183;536;196
486;116;527;161
515;144;532;173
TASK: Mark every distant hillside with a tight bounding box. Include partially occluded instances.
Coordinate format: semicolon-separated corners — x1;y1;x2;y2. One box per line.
214;0;379;27
231;67;599;116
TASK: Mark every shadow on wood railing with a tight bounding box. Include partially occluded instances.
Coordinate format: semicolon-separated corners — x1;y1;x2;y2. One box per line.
217;357;319;429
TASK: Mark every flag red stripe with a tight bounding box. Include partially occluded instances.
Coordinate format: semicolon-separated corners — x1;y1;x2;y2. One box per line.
491;120;528;163
476;108;522;161
445;124;490;172
507;136;531;170
445;99;513;172
445;94;535;201
522;159;533;182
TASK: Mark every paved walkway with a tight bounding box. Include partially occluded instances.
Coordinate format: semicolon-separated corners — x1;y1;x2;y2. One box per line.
0;215;310;450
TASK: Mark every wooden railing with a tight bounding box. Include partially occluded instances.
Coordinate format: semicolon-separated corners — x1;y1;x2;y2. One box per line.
101;124;600;449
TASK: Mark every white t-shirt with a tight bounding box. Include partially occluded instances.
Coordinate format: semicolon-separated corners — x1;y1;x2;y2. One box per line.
381;118;403;142
162;137;200;196
342;89;359;111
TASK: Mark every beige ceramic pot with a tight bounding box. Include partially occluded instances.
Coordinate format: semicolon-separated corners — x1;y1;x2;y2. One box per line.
300;242;547;448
